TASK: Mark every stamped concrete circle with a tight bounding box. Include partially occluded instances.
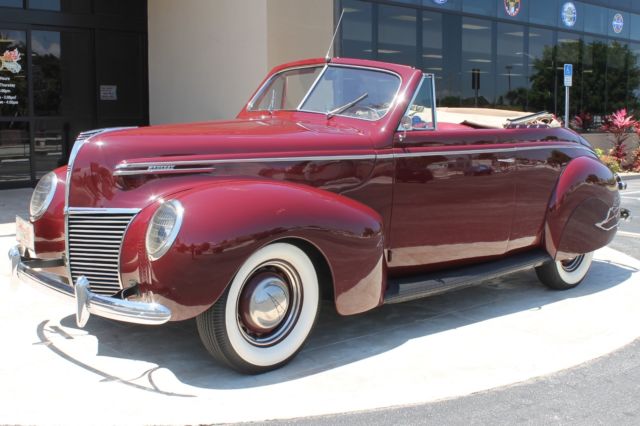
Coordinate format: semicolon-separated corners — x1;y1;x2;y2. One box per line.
1;234;639;424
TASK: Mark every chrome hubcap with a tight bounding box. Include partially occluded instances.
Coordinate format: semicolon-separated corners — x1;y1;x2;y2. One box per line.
561;254;584;272
237;260;302;347
246;274;290;331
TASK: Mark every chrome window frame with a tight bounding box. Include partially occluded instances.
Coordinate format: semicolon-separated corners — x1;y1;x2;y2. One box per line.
398;73;438;132
247;63;403;122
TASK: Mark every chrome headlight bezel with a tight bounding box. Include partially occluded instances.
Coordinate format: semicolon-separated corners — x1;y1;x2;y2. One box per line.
29;172;58;221
145;200;184;261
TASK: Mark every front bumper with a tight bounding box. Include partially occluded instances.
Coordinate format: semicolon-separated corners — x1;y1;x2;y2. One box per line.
8;245;171;327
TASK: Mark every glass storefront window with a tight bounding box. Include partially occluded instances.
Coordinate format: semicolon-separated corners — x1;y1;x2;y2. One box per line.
422;11;444;88
378;5;417;67
528;28;555;113
583;4;608;36
556;32;581;117
582;36;607;117
34;120;65;179
496;23;526;111
607;40;631;112
530;0;558;27
0;121;29;183
29;0;59;11
0;30;28;117
462;0;495;17
628;42;640;112
339;0;640;126
631;14;640;41
29;0;91;13
0;0;22;7
461;17;494;107
423;0;460;12
32;30;62;116
341;0;373;60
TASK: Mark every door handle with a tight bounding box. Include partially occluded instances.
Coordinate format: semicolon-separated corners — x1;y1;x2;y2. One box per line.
498;158;516;163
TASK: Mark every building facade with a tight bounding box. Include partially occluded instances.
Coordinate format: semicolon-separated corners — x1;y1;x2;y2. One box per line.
0;0;148;188
2;0;640;188
339;0;640;125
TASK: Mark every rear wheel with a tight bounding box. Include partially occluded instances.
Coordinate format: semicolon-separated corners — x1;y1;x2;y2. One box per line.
197;242;319;374
535;252;594;290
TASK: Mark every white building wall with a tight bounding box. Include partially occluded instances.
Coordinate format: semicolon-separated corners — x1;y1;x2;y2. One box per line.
266;0;334;69
148;0;333;125
148;0;268;124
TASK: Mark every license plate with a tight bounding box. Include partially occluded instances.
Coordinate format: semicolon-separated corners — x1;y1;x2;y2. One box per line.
15;216;35;252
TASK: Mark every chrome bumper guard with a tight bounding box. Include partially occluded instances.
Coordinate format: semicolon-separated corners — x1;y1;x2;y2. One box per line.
8;245;171;327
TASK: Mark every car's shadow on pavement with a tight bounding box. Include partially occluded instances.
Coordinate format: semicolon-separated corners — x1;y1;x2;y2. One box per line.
51;258;635;392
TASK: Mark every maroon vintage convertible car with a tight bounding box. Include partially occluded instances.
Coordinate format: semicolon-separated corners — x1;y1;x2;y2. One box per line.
10;57;626;373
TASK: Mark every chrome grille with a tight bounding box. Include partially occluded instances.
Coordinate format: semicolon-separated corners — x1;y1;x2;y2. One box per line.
67;210;137;295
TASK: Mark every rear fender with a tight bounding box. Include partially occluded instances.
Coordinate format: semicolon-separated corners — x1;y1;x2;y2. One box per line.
126;179;385;320
544;156;620;260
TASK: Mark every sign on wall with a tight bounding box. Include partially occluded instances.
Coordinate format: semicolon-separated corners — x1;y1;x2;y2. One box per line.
504;0;521;17
612;13;624;34
561;2;577;28
100;85;118;101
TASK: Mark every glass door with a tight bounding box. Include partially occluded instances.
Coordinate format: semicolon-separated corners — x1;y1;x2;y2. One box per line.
0;26;93;186
32;28;93;179
0;28;29;184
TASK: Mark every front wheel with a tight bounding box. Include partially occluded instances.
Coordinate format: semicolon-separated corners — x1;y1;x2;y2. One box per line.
535;252;594;290
197;242;319;374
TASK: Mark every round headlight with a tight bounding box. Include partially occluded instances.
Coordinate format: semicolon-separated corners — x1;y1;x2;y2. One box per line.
146;200;184;260
30;172;58;220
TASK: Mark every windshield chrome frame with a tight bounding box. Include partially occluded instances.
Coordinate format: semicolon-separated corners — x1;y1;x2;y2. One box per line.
247;63;403;122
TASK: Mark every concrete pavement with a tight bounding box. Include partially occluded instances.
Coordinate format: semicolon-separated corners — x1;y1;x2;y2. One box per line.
1;189;639;424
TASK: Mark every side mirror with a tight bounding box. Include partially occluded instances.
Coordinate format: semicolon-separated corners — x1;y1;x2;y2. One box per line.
400;115;413;131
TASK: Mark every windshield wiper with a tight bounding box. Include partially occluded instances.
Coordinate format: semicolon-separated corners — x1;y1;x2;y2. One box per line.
326;92;368;119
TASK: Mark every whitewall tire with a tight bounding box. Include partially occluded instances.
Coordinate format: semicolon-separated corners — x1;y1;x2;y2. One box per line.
535;252;594;290
197;242;319;374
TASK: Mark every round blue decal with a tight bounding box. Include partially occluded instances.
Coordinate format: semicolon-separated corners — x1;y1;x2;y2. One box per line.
432;0;448;4
561;2;577;27
612;13;624;34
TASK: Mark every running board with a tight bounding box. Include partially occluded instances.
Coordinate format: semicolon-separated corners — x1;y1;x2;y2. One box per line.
384;249;552;304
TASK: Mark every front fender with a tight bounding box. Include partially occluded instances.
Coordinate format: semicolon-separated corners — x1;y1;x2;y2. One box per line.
123;179;385;320
544;156;620;260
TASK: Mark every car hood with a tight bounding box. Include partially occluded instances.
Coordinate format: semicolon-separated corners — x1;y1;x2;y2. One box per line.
67;117;375;208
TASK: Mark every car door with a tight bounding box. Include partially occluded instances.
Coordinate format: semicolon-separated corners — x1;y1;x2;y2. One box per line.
388;74;516;271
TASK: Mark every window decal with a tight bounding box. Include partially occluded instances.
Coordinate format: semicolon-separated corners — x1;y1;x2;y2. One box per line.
0;48;21;74
504;0;521;17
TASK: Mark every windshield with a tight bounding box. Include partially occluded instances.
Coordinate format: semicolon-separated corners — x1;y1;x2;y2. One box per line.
248;65;401;121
